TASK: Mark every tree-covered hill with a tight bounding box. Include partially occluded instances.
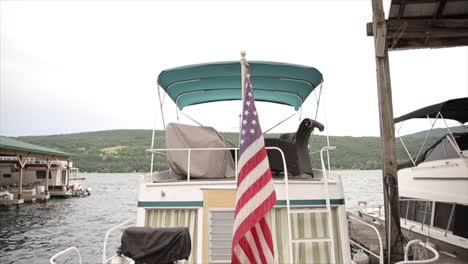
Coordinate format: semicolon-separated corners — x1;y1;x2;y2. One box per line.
12;127;461;173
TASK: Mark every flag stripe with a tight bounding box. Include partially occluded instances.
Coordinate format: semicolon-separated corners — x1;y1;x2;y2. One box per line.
238;135;265;171
239;236;257;263
245;231;262;264
233;178;275;233
235;154;269;203
234;244;251;264
235;168;273;216
232;192;276;246
259;217;275;253
250;224;268;264
236;148;268;188
255;221;275;263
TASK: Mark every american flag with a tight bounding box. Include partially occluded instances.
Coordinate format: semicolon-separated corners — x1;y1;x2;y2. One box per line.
232;65;277;264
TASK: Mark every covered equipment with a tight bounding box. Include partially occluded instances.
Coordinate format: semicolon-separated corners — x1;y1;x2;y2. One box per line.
121;227;191;264
265;118;324;177
166;123;235;179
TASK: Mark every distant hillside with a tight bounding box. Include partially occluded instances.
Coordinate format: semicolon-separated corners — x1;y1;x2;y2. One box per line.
13;128;460;173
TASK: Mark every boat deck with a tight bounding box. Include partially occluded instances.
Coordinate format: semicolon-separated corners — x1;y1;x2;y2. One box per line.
348;213;467;264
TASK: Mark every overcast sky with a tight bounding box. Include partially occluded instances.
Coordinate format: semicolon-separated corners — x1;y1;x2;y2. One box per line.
1;1;467;137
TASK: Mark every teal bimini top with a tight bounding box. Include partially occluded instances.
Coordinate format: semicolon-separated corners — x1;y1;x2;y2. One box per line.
157;61;323;110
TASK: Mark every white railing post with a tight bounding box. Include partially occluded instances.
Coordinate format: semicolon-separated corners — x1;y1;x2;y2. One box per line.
187;149;191;182
395;239;439;264
320;146;336;264
50;247;82;264
234;149;238;180
348;215;384;264
103;218;135;264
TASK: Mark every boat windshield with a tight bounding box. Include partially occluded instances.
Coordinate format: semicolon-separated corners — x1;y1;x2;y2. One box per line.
419;132;468;163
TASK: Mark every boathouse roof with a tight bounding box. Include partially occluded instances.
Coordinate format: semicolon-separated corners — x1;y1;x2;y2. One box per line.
367;0;468;50
0;136;74;160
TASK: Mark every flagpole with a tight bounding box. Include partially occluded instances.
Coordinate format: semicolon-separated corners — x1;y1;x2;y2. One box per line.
240;51;247;152
240;51;247;107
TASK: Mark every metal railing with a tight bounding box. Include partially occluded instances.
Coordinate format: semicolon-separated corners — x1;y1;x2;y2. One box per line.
102;218;135;264
396;198;434;235
146;147;239;182
395;239;439;264
146;146;339;183
49;246;82;264
348;215;384;264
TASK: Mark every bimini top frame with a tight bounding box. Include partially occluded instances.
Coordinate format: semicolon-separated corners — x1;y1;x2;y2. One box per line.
157;61;323;111
395;97;468;166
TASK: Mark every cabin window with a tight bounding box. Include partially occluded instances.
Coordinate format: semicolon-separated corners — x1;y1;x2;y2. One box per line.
453;204;468;239
209;210;234;264
3;173;11;178
36;170;46;179
399;198;432;225
433;202;455;231
145;209;198;264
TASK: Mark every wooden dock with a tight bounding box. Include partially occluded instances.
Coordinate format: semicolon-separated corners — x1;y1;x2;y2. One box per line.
0;199;24;206
348;213;467;264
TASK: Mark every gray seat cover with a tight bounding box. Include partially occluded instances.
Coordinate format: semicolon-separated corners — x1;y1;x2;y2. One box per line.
166;123;235;179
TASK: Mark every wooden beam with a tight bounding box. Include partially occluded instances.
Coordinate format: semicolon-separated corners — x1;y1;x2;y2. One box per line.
433;0;448;19
392;0;464;4
371;0;404;263
389;37;468;49
398;0;406;19
368;19;468;37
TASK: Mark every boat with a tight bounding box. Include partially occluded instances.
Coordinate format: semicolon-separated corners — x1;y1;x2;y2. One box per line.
356;97;468;263
50;57;439;264
0;158;80;199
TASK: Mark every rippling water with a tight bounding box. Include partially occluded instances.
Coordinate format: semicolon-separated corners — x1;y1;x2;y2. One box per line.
0;173;140;264
0;171;383;264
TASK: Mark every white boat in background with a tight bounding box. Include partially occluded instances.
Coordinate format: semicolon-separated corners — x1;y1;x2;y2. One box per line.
357;97;468;263
0;158;79;199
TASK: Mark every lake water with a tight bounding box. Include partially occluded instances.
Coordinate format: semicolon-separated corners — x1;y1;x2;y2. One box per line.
0;171;383;264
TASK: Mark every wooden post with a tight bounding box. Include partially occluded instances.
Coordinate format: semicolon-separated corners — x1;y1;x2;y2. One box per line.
371;0;404;262
45;158;51;195
16;155;26;200
66;160;70;187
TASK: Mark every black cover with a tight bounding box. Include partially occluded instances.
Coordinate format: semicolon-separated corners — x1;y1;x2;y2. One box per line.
265;118;324;177
394;97;468;124
121;227;191;264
